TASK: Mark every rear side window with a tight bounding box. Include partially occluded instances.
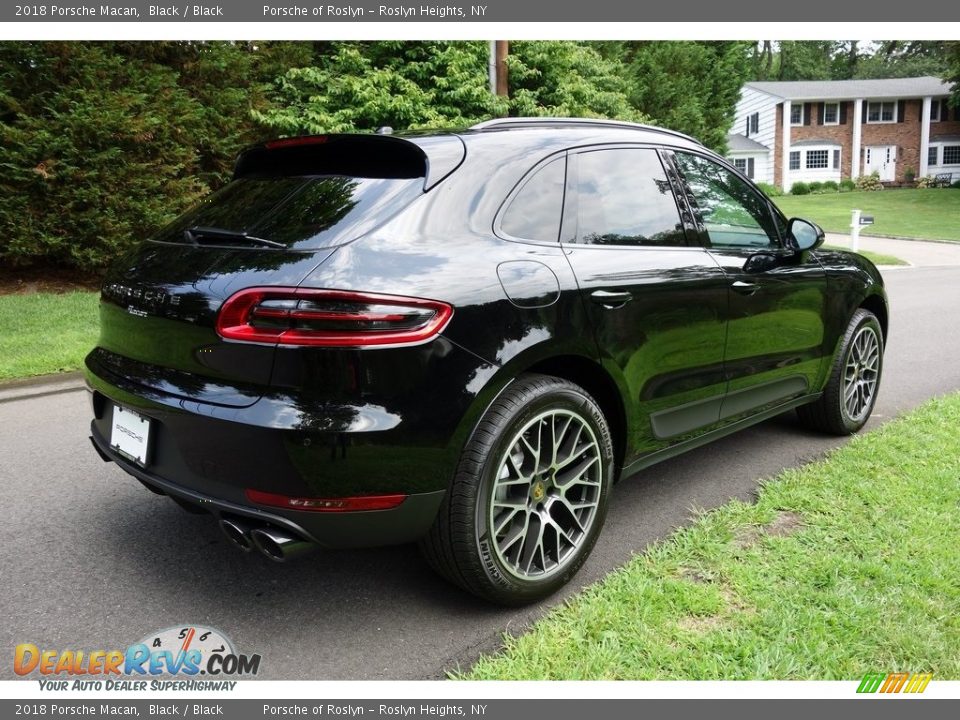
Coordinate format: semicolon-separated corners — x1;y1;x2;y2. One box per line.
500;157;566;243
152;176;423;250
574;149;687;247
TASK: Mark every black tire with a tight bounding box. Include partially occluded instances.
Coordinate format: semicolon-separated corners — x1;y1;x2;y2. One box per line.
797;308;883;435
420;373;614;605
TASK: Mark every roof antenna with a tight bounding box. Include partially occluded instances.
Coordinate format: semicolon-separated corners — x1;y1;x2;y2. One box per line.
375;126;393;135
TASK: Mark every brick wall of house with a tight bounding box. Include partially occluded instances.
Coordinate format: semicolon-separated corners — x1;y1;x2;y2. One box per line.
790;101;855;180
860;100;922;182
772;98;957;185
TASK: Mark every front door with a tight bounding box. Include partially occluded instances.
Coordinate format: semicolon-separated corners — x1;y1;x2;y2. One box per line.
669;151;827;426
562;146;731;460
865;145;897;181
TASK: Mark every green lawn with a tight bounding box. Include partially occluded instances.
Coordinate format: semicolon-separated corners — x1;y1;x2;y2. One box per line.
775;189;960;242
464;392;960;680
0;292;99;381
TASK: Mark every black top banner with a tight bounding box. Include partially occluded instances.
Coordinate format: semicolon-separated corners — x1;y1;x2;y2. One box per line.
4;0;960;22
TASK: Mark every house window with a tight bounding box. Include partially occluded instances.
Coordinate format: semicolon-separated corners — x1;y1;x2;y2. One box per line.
790;104;803;126
824;102;840;125
806;150;829;169
749;112;759;135
733;158;747;172
867;101;896;123
928;146;939;167
931;100;942;122
833;149;841;170
944;145;960;165
789;151;800;170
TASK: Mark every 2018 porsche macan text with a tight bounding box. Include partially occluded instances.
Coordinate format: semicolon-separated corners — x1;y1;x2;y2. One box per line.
86;119;887;604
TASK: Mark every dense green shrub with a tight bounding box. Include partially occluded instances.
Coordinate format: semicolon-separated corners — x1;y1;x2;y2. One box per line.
790;182;811;195
755;182;783;197
807;181;824;193
856;171;885;191
821;180;839;192
839;179;857;192
952;180;960;189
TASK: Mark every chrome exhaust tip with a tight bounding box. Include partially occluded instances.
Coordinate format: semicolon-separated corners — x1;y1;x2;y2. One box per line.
219;517;255;553
250;527;315;562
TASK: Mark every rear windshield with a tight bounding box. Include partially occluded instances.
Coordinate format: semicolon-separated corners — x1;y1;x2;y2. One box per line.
152;175;423;250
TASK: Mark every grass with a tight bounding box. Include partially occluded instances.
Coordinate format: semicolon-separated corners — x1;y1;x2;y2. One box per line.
0;291;99;381
823;245;908;267
463;393;960;680
774;188;960;242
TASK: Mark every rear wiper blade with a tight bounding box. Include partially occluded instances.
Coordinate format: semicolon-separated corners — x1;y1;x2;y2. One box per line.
183;226;285;249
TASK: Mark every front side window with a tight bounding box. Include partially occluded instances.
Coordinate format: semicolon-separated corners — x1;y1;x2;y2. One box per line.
500;157;566;242
944;146;960;165
790;104;803;125
824;102;839;124
806;150;829;169
574;148;686;247
789;151;801;170
867;101;896;123
673;152;779;249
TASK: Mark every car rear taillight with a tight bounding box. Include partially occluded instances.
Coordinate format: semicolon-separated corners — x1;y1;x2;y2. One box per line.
216;288;453;347
245;488;407;512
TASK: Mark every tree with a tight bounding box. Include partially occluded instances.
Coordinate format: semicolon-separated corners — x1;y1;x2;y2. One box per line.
623;41;752;152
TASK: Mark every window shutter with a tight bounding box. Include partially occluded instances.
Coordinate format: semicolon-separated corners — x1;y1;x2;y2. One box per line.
818;103;825;124
804;103;812;126
745;118;749;136
840;102;848;125
862;103;868;123
931;99;939;121
897;100;906;123
748;158;755;179
954;104;960;122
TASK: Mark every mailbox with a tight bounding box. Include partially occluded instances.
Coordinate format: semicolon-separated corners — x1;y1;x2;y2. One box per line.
860;215;875;226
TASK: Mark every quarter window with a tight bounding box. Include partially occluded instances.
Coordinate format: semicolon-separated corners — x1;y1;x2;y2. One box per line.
867;101;896;123
673;152;778;249
574;149;686;247
500;157;566;242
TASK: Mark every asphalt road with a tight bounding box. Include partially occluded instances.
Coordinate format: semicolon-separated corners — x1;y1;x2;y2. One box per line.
3;265;960;681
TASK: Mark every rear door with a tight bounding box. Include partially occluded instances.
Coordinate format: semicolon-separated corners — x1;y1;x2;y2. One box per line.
562;146;730;460
668;150;827;424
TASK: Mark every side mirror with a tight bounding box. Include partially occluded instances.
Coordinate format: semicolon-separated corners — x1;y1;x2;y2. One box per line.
787;217;825;252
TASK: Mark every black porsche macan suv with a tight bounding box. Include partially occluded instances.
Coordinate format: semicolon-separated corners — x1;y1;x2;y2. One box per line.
86;118;887;604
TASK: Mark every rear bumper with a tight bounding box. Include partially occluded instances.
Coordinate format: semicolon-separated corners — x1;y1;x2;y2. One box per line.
89;423;445;548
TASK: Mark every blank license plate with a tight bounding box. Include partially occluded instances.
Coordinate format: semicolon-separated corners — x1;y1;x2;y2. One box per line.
110;405;151;466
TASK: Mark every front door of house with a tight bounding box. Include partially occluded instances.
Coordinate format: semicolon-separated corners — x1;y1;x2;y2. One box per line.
865;145;897;181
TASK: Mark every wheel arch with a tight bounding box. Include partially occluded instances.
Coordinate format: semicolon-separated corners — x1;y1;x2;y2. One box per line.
859;292;888;343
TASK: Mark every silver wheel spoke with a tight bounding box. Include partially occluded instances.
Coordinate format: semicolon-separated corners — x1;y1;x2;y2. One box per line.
489;408;603;580
841;325;881;423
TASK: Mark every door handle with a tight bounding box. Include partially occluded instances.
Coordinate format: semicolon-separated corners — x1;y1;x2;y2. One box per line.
731;280;760;295
590;290;633;307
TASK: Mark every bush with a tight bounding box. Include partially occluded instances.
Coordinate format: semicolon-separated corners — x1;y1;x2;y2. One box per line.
839;179;857;192
855;171;884;191
952;180;960;190
755;181;783;197
806;181;824;193
822;180;839;192
916;175;936;188
790;182;811;195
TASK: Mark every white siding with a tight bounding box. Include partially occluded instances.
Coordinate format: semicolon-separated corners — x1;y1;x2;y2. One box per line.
729;87;778;184
728;152;768;185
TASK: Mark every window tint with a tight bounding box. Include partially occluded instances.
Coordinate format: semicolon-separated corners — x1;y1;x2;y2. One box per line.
574;149;686;247
500;157;565;242
673;152;779;249
153;176;423;249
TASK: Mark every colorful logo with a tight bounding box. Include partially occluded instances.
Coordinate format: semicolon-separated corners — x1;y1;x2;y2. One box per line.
857;672;933;694
14;625;260;680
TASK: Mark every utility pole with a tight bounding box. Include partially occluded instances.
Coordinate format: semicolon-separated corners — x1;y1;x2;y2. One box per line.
495;41;509;97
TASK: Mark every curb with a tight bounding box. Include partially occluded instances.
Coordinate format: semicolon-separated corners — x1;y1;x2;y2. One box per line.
0;371;86;404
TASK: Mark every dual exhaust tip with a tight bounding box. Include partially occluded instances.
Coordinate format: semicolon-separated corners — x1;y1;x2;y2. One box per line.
219;516;315;562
